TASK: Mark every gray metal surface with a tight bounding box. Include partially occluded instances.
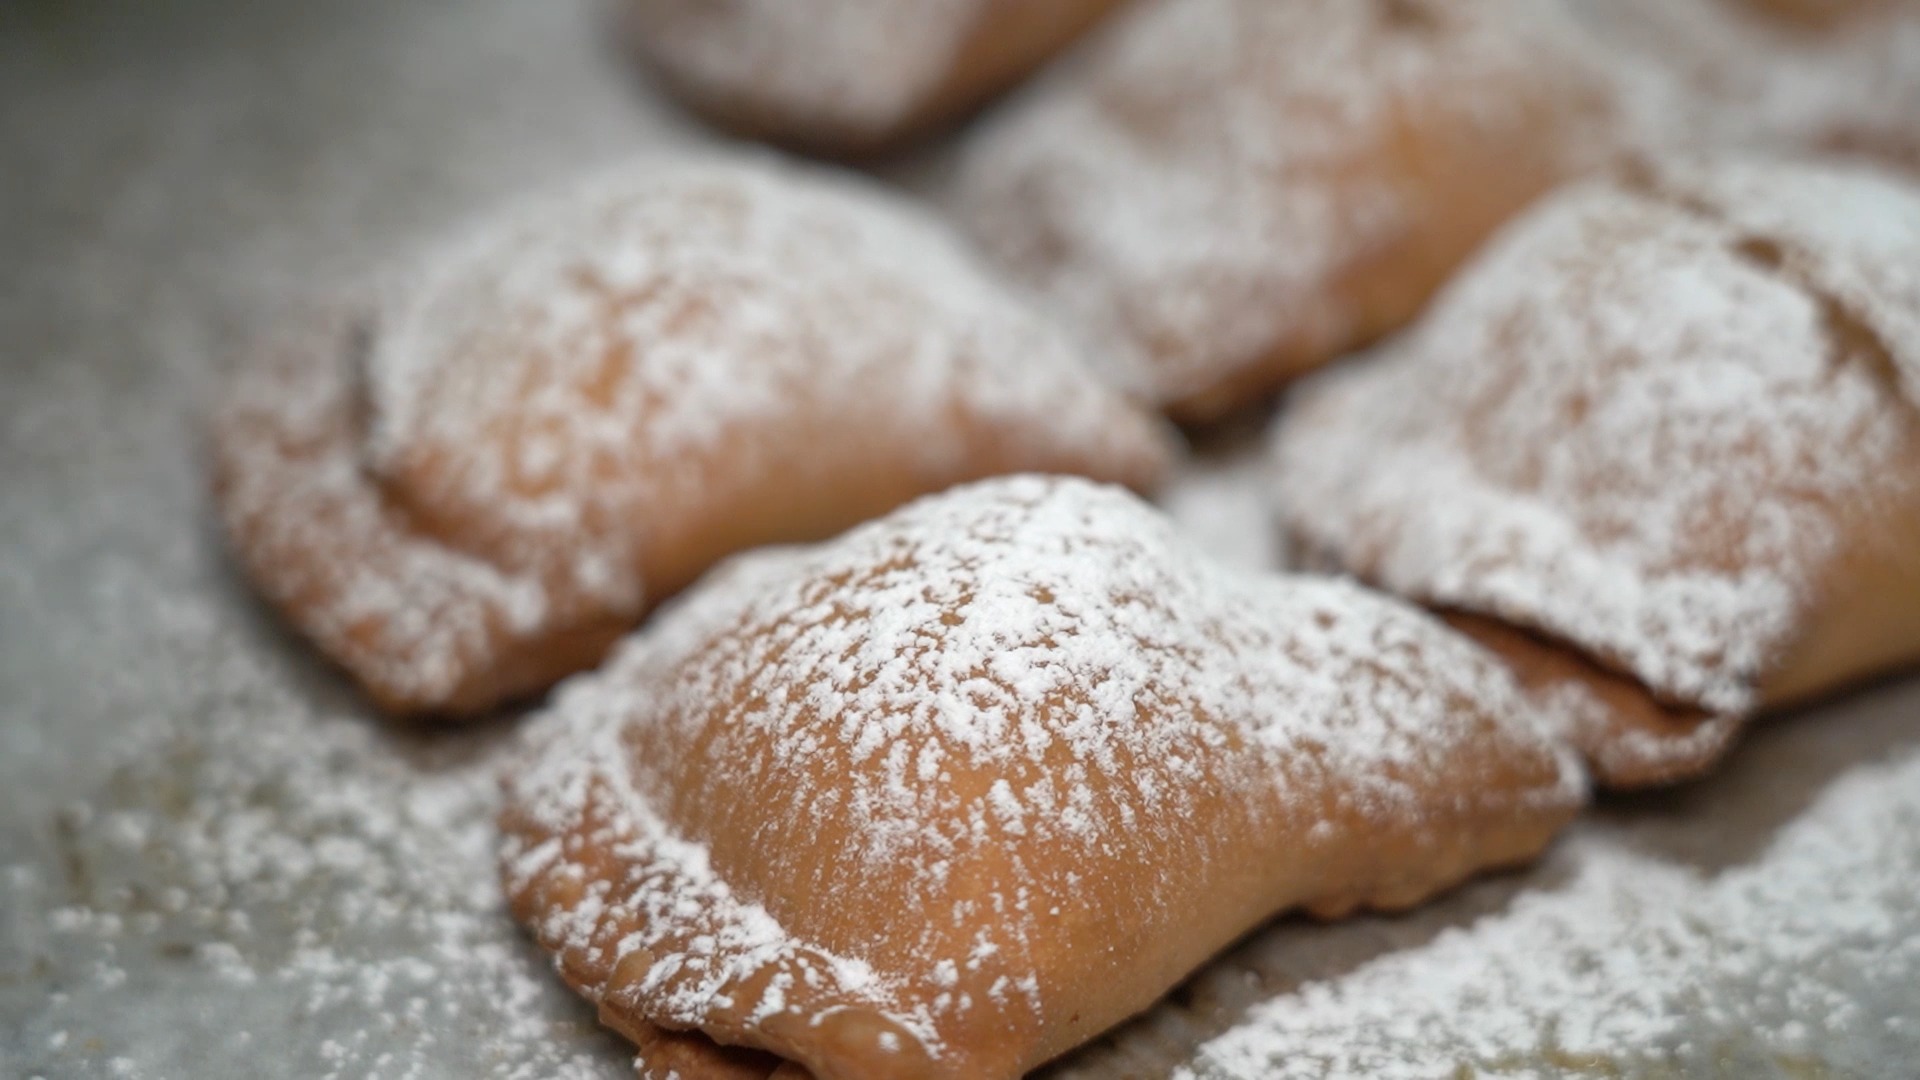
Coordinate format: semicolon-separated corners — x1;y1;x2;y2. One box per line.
3;3;1917;1077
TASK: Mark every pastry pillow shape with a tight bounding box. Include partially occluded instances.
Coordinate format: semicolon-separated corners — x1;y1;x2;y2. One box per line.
952;0;1619;420
211;155;1172;717
622;0;1125;155
1272;157;1920;786
500;475;1586;1080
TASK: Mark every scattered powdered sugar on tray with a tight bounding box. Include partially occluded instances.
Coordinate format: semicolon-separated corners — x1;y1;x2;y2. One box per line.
1163;746;1920;1079
9;3;1920;1076
6;670;629;1079
1272;160;1920;717
8;460;1920;1079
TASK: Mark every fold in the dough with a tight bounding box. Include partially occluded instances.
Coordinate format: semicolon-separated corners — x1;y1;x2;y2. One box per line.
1272;158;1920;787
501;475;1585;1079
210;155;1172;717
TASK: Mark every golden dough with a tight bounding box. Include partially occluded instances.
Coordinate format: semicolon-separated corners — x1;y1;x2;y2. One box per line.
1273;158;1920;787
952;0;1619;421
622;0;1124;155
501;475;1586;1079
210;155;1172;717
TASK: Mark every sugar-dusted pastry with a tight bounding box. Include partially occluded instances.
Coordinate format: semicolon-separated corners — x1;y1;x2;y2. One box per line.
1562;0;1920;174
210;155;1173;718
1272;158;1920;787
621;0;1124;155
951;0;1620;421
1733;0;1912;30
501;475;1586;1080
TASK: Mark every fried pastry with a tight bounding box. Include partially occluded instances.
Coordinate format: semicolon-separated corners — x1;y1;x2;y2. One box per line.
1272;158;1920;786
1562;0;1920;175
951;0;1619;421
501;475;1586;1080
622;0;1124;155
1733;0;1913;30
210;156;1172;717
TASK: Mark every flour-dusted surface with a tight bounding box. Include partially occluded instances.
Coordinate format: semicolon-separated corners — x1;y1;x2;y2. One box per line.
5;3;1920;1079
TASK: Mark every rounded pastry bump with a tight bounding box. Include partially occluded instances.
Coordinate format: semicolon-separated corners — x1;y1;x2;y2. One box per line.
211;154;1173;717
1271;157;1920;786
623;0;1126;154
501;475;1586;1079
951;0;1620;420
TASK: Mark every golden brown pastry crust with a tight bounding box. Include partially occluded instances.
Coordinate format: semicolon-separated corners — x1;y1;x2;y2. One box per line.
502;476;1585;1079
953;0;1620;422
210;156;1172;717
623;0;1124;155
1272;158;1920;787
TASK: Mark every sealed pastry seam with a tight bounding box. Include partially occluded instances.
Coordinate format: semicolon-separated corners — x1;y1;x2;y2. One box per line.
1270;159;1920;784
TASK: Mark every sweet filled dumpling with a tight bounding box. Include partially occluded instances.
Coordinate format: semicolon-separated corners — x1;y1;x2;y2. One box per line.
1561;0;1920;175
1271;158;1920;786
621;0;1125;155
951;0;1619;421
211;155;1172;717
501;475;1585;1079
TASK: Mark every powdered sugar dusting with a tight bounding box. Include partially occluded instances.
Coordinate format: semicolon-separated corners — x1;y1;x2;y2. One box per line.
215;152;1169;714
952;0;1615;404
626;0;985;138
501;475;1582;1072
1272;160;1920;717
1560;0;1920;172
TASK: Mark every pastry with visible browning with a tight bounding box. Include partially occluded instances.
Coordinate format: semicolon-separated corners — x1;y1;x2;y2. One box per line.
952;0;1619;421
211;155;1172;718
622;0;1124;155
1272;158;1920;786
501;475;1586;1080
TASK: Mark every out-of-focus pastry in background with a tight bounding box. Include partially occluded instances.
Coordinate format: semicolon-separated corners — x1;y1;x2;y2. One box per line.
502;476;1585;1080
1734;0;1914;31
1563;0;1920;174
620;0;1127;155
1271;157;1920;788
210;154;1172;719
948;0;1623;422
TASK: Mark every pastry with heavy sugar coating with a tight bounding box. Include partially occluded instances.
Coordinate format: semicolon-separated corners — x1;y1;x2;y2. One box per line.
210;155;1172;718
500;475;1586;1080
951;0;1619;421
1563;0;1920;175
1272;158;1920;787
622;0;1124;155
